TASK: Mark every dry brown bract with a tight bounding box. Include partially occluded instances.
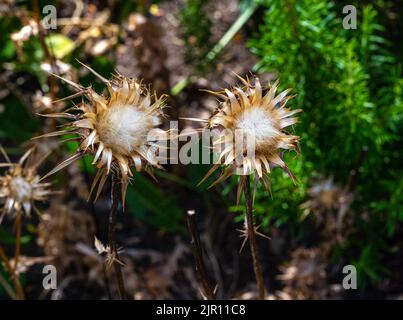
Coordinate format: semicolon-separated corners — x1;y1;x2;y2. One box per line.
201;75;301;200
37;63;169;203
0;146;54;222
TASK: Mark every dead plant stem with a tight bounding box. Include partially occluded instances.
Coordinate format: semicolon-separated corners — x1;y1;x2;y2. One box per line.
0;247;24;300
186;210;216;299
11;210;22;277
109;174;126;300
244;175;265;300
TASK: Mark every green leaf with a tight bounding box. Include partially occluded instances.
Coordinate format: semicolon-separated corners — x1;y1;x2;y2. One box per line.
45;34;75;59
1;39;16;60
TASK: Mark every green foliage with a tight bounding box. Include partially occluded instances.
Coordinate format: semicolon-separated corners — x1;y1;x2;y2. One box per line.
249;0;402;285
126;173;185;233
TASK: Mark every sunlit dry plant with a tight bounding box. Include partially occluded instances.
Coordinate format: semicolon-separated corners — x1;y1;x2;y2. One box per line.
37;63;169;203
201;75;301;201
0;146;55;223
198;75;302;300
34;63;171;300
0;145;56;300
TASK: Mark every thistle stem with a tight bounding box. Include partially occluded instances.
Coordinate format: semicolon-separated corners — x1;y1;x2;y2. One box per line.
244;175;265;300
1;210;24;299
12;210;22;276
0;247;24;300
109;174;126;300
0;272;17;300
82;159;111;299
186;210;216;299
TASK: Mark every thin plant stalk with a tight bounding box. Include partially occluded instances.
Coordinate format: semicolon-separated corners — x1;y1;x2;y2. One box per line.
0;272;17;300
82;159;112;299
244;175;265;300
0;247;24;300
186;210;216;299
11;210;22;276
109;174;126;300
102;263;112;299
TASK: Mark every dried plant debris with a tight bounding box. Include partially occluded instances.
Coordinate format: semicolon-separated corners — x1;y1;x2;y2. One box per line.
0;146;57;222
276;247;329;300
37;200;95;274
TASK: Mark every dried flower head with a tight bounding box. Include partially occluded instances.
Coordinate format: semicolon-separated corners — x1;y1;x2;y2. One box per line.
37;63;169;202
0;146;54;222
277;247;328;299
201;75;301;200
303;178;341;212
301;177;353;242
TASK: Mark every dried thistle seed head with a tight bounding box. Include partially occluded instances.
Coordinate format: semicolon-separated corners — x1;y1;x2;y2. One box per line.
0;147;55;222
301;177;354;219
277;247;328;299
304;178;341;211
38;63;169;203
301;177;354;242
96;103;156;155
202;75;301;199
